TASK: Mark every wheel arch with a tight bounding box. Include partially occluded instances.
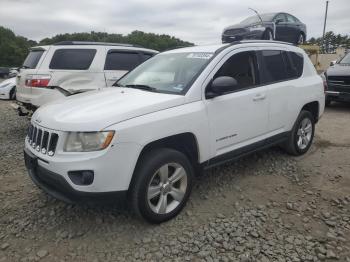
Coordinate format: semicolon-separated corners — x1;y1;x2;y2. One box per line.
129;132;201;191
301;101;319;123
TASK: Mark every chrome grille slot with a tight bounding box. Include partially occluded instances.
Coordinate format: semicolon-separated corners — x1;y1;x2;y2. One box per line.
26;124;59;156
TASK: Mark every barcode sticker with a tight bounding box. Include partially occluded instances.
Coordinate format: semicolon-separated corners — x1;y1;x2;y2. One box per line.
187;53;213;59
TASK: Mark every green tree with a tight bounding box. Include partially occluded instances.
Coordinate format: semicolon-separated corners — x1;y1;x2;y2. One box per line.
0;26;37;67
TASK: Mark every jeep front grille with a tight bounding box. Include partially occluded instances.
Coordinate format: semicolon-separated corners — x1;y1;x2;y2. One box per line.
27;124;59;156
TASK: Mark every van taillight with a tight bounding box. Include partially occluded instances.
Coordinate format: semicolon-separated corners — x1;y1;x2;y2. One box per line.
25;75;51;87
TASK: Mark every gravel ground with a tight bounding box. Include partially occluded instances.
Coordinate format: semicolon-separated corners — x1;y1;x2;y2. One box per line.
0;100;349;262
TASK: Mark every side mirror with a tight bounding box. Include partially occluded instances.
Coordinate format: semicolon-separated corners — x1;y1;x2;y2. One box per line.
275;19;283;24
330;60;336;66
206;76;238;99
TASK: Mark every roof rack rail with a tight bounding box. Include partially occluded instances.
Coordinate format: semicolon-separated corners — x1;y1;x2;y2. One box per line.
227;39;295;46
53;41;143;48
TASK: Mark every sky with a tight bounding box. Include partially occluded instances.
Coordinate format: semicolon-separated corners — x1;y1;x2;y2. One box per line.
0;0;349;45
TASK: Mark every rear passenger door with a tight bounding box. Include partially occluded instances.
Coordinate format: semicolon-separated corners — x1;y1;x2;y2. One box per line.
259;49;304;134
104;50;153;86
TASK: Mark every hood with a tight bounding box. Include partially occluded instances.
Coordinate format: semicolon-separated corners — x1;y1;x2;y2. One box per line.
32;88;185;131
326;64;350;77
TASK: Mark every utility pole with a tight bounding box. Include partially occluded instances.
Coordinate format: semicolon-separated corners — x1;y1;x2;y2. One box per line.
322;0;329;52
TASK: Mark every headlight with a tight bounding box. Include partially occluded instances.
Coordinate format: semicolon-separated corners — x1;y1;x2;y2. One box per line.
247;24;265;31
64;131;115;152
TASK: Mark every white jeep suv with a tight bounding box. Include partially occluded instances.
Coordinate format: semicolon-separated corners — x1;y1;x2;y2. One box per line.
16;41;158;114
24;41;325;223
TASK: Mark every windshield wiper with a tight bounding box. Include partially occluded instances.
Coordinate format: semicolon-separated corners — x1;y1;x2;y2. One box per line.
124;84;157;91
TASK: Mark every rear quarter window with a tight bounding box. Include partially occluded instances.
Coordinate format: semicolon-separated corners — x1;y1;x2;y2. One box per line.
23;50;45;69
288;51;304;77
49;49;96;70
104;51;141;71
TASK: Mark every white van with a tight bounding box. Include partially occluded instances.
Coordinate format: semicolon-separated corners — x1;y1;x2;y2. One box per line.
15;41;158;114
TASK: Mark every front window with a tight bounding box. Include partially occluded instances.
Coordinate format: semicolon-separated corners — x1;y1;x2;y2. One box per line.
339;53;350;64
240;13;275;24
117;52;213;94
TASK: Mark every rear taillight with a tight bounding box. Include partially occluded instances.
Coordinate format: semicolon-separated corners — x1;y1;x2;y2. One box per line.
323;79;328;94
320;73;328;94
25;75;51;87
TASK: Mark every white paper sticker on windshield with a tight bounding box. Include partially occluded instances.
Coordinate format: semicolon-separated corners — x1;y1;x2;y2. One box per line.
187;53;213;59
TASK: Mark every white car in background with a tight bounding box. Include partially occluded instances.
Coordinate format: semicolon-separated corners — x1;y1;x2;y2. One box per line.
0;77;16;100
15;41;158;114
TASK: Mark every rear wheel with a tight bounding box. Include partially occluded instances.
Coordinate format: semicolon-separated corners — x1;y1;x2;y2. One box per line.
130;148;194;223
284;110;315;156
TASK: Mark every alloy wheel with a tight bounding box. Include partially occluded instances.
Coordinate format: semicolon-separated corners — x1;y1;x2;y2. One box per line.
147;163;188;214
297;118;312;150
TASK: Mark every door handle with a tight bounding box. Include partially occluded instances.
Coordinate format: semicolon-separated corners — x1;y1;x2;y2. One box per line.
253;94;266;101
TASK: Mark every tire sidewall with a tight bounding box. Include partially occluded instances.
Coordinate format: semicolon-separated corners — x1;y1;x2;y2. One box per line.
132;149;194;223
297;33;304;45
292;111;315;155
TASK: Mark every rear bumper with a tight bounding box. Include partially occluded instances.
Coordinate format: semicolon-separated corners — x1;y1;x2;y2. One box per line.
24;148;127;204
17;87;66;107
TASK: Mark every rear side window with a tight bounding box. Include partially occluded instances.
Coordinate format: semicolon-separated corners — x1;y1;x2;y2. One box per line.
261;50;286;83
104;51;141;71
49;49;96;70
23;50;44;69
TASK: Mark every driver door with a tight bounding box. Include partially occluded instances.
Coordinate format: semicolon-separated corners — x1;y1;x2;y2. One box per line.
204;49;269;162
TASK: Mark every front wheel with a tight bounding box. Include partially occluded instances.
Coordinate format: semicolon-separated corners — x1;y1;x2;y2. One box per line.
263;29;274;40
325;97;332;106
10;87;16;100
284;110;315;156
130;148;194;223
296;33;305;45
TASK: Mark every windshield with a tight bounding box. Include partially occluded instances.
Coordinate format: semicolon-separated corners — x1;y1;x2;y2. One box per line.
339;53;350;64
23;50;44;69
117;52;213;94
240;13;275;24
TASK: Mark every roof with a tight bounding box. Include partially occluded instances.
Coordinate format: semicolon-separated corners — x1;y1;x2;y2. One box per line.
31;41;159;53
163;40;296;54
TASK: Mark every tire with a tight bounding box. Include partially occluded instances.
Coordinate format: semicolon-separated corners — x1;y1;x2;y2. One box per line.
284;110;315;156
10;87;16;100
130;148;194;223
263;29;274;40
296;33;305;45
325;97;332;106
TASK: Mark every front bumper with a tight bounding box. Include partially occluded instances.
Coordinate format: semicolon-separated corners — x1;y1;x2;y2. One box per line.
24;133;141;194
326;91;350;102
222;28;265;43
24;148;127;203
